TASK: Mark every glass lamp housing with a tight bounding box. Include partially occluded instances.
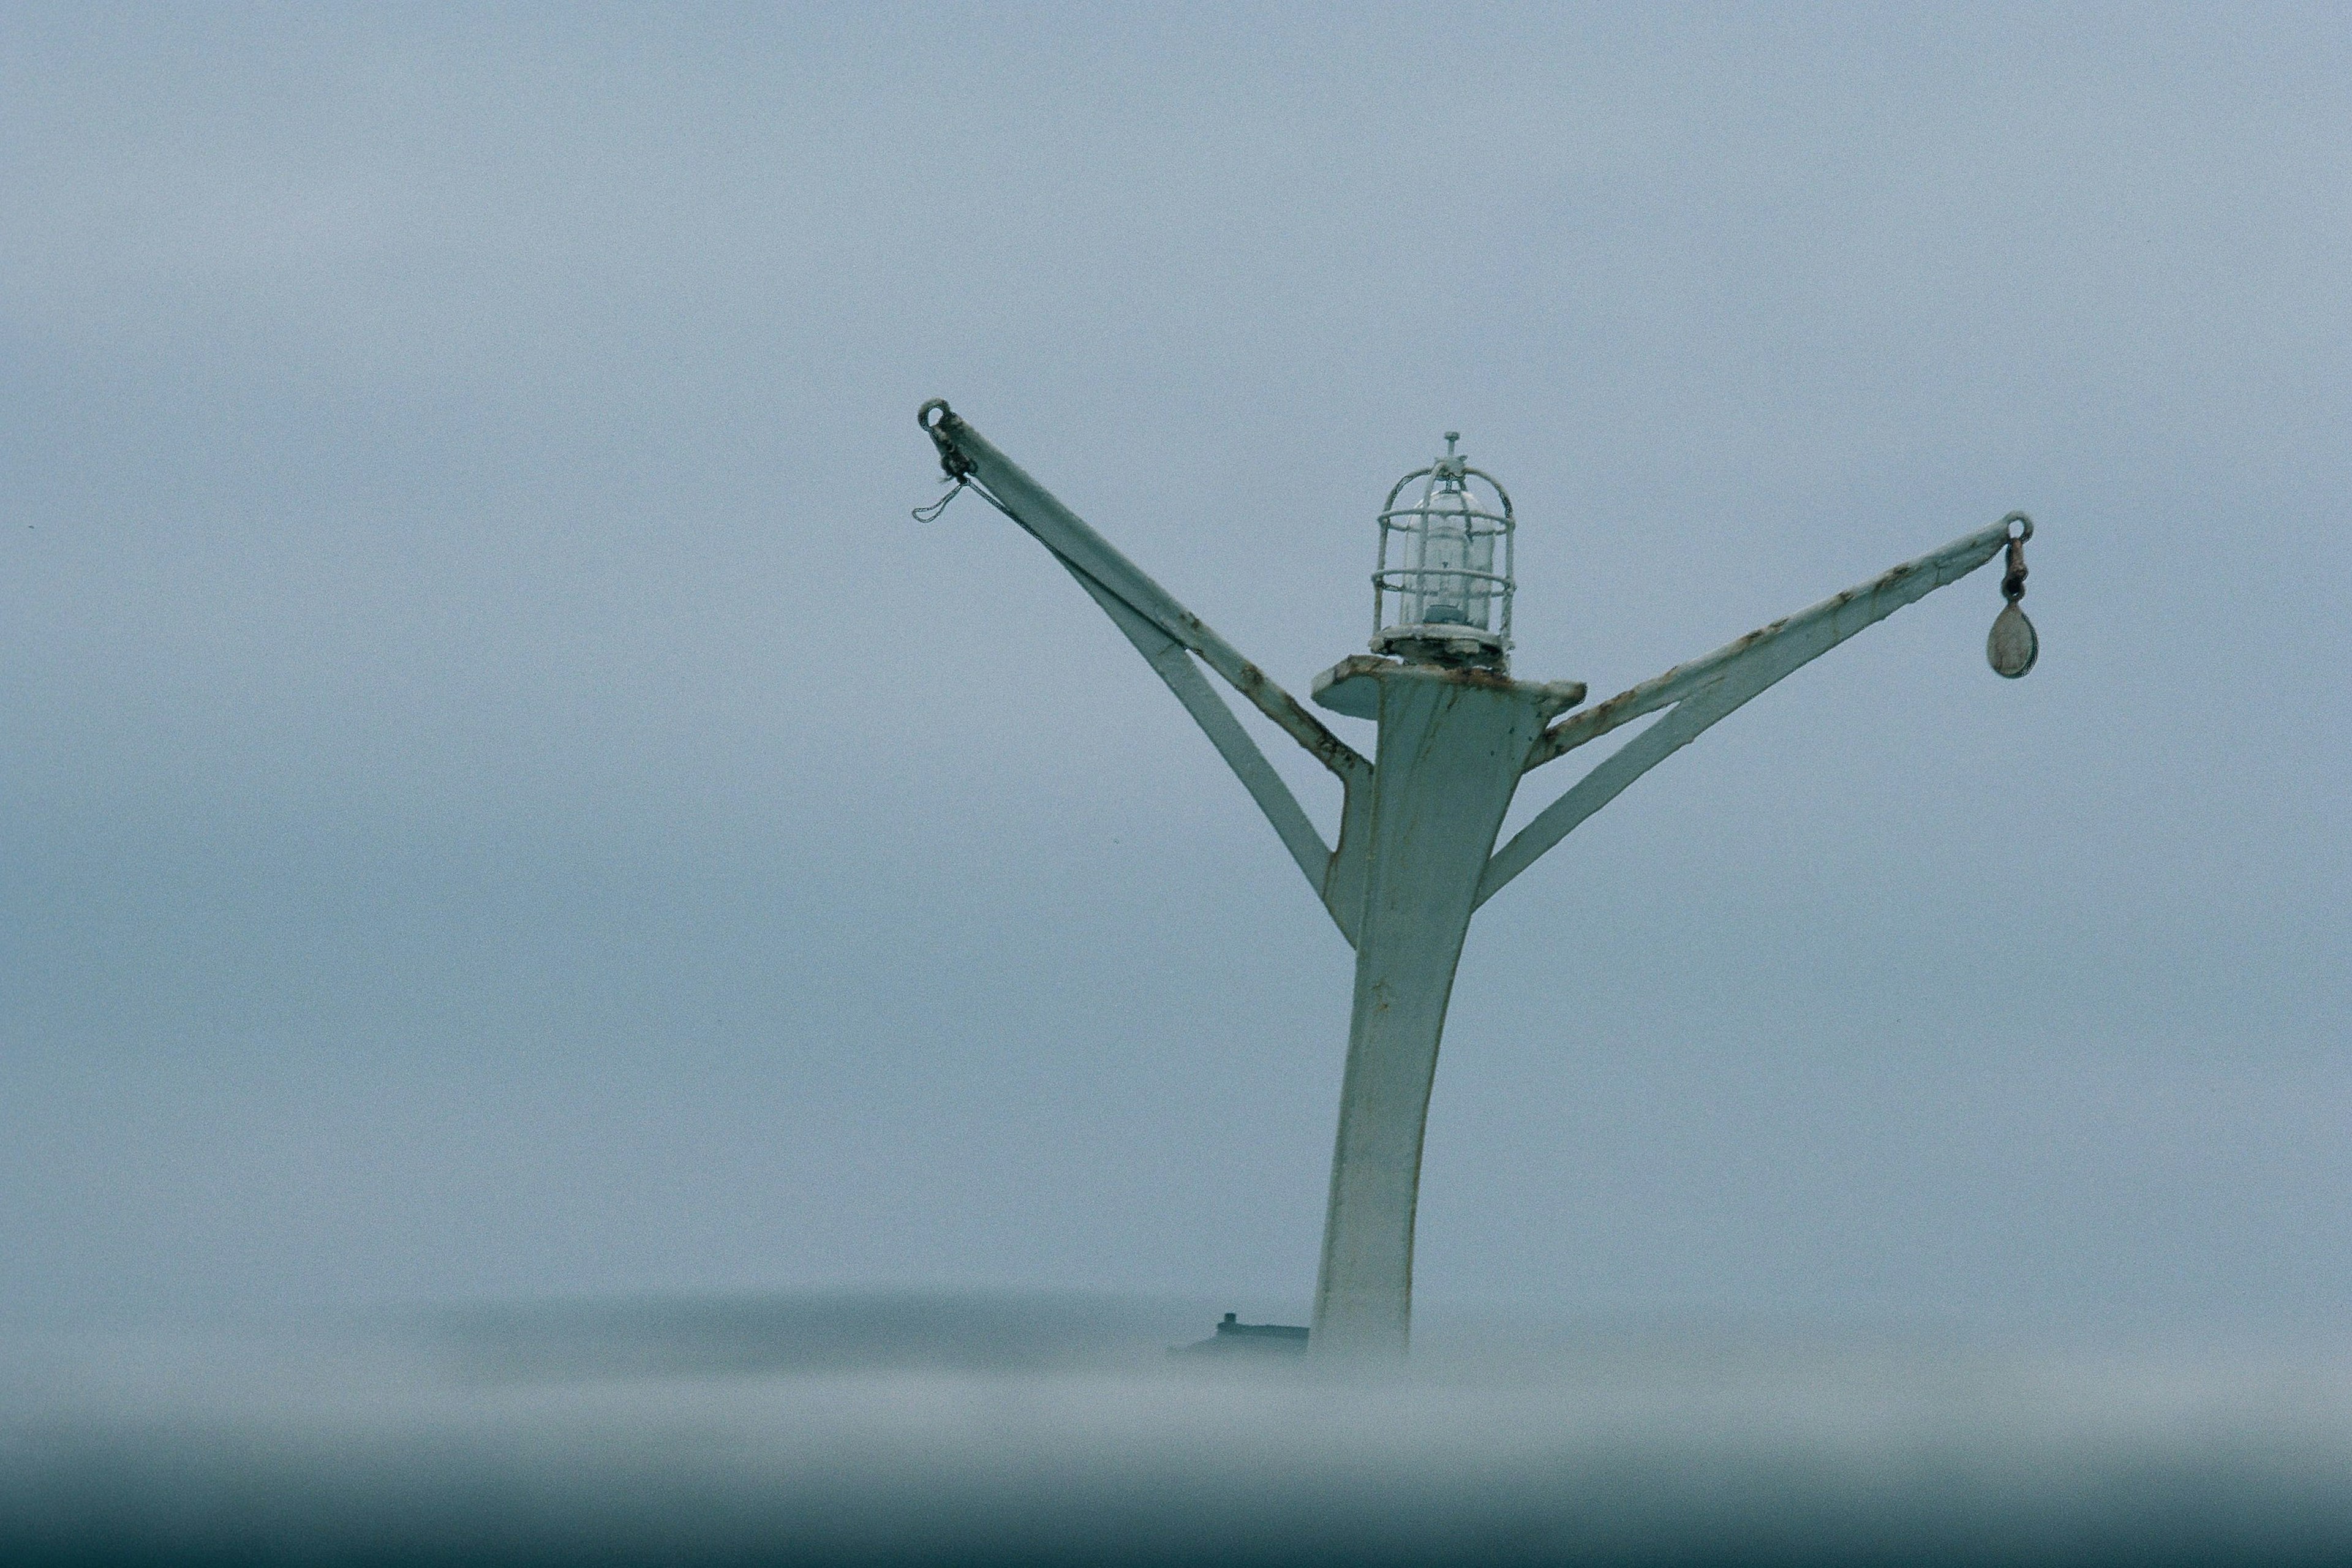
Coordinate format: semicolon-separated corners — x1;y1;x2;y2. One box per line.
1371;434;1515;669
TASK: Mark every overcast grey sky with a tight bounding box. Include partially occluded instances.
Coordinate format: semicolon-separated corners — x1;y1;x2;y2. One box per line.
2;2;2346;1333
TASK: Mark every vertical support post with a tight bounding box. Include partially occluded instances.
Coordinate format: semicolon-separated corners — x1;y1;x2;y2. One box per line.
1310;670;1556;1359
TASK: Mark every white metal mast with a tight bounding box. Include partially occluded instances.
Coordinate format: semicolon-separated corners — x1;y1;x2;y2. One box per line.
916;399;2035;1360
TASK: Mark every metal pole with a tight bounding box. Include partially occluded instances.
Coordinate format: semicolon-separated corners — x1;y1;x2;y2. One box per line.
1306;663;1579;1358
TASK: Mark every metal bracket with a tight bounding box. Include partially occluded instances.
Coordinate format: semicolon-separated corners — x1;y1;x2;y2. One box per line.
1479;514;2030;907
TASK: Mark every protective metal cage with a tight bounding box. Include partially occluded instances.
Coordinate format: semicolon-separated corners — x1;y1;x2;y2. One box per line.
1371;433;1515;668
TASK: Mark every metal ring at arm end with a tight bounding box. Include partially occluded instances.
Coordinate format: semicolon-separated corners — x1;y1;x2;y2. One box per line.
2001;511;2034;543
917;398;973;482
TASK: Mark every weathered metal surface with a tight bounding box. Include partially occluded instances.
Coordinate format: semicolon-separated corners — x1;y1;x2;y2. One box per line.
1988;602;2038;677
1989;519;2038;677
1479;516;2030;907
1316;655;1585;723
920;403;1372;940
1311;662;1564;1359
1518;517;2022;775
1310;655;1393;720
926;405;1370;790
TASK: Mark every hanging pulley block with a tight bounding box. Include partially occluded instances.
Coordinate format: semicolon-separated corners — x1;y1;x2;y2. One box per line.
1987;515;2037;679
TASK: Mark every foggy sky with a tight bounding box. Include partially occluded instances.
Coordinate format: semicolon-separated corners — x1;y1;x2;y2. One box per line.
3;3;2348;1332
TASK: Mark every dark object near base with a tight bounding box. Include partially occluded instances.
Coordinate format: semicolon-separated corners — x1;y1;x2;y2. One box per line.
1170;1311;1310;1356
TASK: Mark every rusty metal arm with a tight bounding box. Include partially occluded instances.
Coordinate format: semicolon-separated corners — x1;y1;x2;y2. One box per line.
925;404;1371;786
1474;515;2024;908
922;401;1372;938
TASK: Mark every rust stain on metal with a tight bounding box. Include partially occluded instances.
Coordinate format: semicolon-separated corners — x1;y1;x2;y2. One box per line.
1521;530;1997;774
1257;674;1362;773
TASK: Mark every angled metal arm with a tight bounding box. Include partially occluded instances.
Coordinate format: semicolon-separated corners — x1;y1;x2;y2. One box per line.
921;401;1371;938
1476;515;2027;908
1063;558;1347;923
